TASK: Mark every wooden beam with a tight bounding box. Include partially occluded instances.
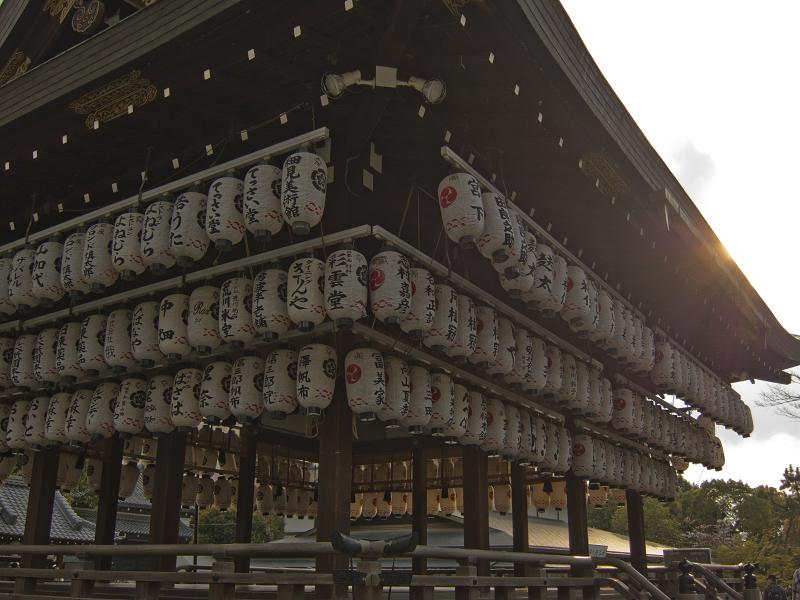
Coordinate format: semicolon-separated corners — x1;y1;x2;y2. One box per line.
234;425;257;573
410;443;427;600
461;446;489;576
511;462;529;575
626;490;647;574
564;472;597;600
95;435;124;571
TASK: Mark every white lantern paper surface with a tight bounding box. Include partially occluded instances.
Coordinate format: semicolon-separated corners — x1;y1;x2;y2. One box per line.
380;355;410;427
145;375;174;434
214;477;233;510
444;382;469;442
229;355;265;422
0;259;13;314
65;389;92;443
61;232;90;295
296;344;337;416
33;328;60;383
263;349;298;418
281;151;327;235
651;340;675;390
8;248;38;310
477;192;514;263
437;172;484;245
56;322;84;380
141;199;175;273
0;337;12;389
113;377;147;435
493;213;527;277
428;372;454;436
32;240;64;302
524;336;549;394
170;191;210;266
486;317;515;377
287;258;326;332
0;403;10;452
324;249;368;327
171;368;203;429
6;399;29;449
611;388;634;432
206;175;245;250
561;266;591;330
199;362;232;422
484;398;506;455
508;327;532;387
503;404;522;458
86;382;120;439
557;353;578;408
104;309;137;371
447;294;477;360
423;284;458;352
197;476;214;508
400;268;435;337
11;334;37;388
369;251;411;325
589;289;615;346
78;314;107;375
253;269;290;340
22;397;46;447
219;277;255;346
572;360;591;414
244;163;283;241
461;390;487;445
83;222;118;291
469;305;498;366
571;433;594;478
158;293;191;359
523;243;554;308
132;301;164;366
187;285;221;353
404;365;432;434
111;212;145;279
556;426;572;474
45;392;71;444
541;344;562;397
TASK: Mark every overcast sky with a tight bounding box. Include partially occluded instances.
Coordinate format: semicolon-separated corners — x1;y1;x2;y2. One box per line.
561;1;800;488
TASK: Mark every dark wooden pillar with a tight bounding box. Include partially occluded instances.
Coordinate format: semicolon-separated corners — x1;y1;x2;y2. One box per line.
410;443;427;600
462;446;489;575
94;435;124;571
564;473;596;600
315;380;353;599
234;425;257;573
511;462;529;574
15;447;60;594
626;490;647;574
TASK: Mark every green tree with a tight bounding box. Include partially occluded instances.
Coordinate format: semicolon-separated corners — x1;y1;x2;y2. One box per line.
198;508;286;544
610;497;683;547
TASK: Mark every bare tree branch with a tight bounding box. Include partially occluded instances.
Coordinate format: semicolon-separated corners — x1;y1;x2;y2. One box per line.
758;370;800;420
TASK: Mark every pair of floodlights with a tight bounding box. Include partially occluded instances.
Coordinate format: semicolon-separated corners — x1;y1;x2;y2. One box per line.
322;67;446;105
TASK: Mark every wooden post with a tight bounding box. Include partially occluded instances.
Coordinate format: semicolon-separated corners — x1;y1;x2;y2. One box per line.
461;446;489;574
511;462;529;571
564;473;596;600
94;435;123;571
626;489;647;574
234;425;257;573
15;447;60;594
410;442;428;600
315;378;353;599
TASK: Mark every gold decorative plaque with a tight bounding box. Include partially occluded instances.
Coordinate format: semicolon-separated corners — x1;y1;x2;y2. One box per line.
0;49;31;86
68;70;157;128
43;0;78;23
580;151;630;198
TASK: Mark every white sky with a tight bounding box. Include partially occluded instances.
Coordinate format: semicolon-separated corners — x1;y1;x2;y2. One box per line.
561;1;800;488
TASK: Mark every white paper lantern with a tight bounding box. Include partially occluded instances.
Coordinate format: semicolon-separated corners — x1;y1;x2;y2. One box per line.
220;276;255;346
524;336;549;394
428;372;455;437
45;392;71;444
460;390;487;445
437;172;484;245
83;222;118;292
287;258;326;332
542;344;562;397
79;314;107;375
556;426;572;474
519;411;535;465
33;328;60;384
443;382;469;442
557;353;578;408
400;268;435;337
477;192;514;263
424;284;458;352
561;265;591;330
404;365;432;434
324;249;368;327
229;356;265;422
507;328;532;387
0;258;14;314
111;211;145;279
131;301;164;366
252;269;290;340
446;294;477;360
0;337;12;389
484;398;506;456
571;433;594;478
23;396;47;447
621;309;637;365
213;477;233;510
503;404;522;458
531;415;548;466
589;289;615;346
11;334;37;388
65;389;92;443
486;317;515;377
296;344;337;415
571;360;591;414
169;368;203;429
140;199;175;273
56;322;84;380
8;248;38;310
263;349;298;418
157;293;191;359
113;377;147;435
140;463;156;500
651;340;675;390
206;174;245;250
244;163;283;241
611;387;634;432
369;250;411;325
196;476;214;508
186;285;221;354
86;382;119;439
493;213;527;278
61;232;90;296
145;375;174;433
104;309;137;371
6;399;28;449
281;151;327;235
198;361;232;422
169;191;210;266
469;305;498;366
638;327;655;373
380;355;410;427
256;483;274;514
32;240;64;303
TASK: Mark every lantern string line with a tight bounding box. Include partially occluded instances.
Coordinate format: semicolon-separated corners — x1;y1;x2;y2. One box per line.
396;181;416;239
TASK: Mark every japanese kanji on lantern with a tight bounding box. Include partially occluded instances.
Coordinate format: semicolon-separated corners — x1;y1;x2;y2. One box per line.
170;368;203;429
32;239;65;303
380;355;410;428
262;348;298;418
144;375;174;434
281;151;327;235
11;333;37;388
344;348;385;422
519;410;535;466
243;162;283;241
60;231;90;298
296;343;337;416
324;248;368;327
437;172;485;246
404;365;432;435
483;397;506;456
369;250;411;325
131;300;164;367
493;213;527;278
537;253;568;317
502;404;522;459
460;389;487;445
219;276;255;346
83;222;118;292
5;399;28;450
400;267;435;337
428;371;455;437
78;314;107;375
447;293;477;359
0;258;14;315
443;382;469;443
199;361;233;422
158;292;191;360
111;211;145;279
252;268;290;340
45;393;71;445
477;192;515;263
33;327;60;384
0;337;12;389
470;305;498;367
487;317;515;377
113;377;147;435
8;247;38;311
423;283;458;353
141;199;175;274
557;352;578;408
229;355;265;422
65;389;93;443
104;309;137;372
287;257;326;332
86;382;120;439
170;190;210;266
187;285;221;354
206;172;245;251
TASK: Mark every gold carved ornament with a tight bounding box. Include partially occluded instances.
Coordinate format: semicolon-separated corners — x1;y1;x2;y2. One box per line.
43;0;78;24
580;151;630;198
68;70;157;129
0;49;31;86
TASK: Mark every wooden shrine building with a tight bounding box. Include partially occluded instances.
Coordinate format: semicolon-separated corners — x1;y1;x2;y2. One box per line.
0;1;795;599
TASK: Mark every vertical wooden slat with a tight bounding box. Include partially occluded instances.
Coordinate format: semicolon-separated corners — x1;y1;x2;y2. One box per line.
511;462;529;575
410;443;427;600
461;446;489;574
94;435;123;571
626;489;647;574
565;472;596;600
234;425;257;573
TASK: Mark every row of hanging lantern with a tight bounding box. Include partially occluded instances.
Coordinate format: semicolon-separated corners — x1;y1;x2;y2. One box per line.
0;150;328;316
252;455;318;518
435;172;749;435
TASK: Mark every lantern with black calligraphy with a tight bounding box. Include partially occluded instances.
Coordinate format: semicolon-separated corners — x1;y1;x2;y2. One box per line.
24;396;48;447
281;151;327;235
522;336;548;395
158;293;191;360
423;283;458;353
536;420;557;473
104;309;137;372
171;368;203;429
570;360;591;415
244;162;283;241
263;349;298;418
131;301;164;367
296;344;337;416
61;231;90;297
32;239;64;303
428;372;454;438
541;344;562;399
469;305;498;367
460;390;487;446
638;326;655;374
287;257;326;332
206;173;245;251
113;377;147;435
199;361;232;423
0;404;10;452
437;172;484;246
45;392;71;445
65;389;92;443
477;192;515;264
169;190;210;266
571;433;594;478
522;243;554;309
0;258;13;315
8;247;38;312
503;404;522;459
444;293;476;361
229;356;265;423
589;289;616;347
0;337;12;390
78;314;107;375
483;398;506;457
596;372;614;424
324;248;368;327
219;276;255;346
561;265;591;330
630;317;644;370
507;327;532;389
369;250;411;325
518;411;535;466
6;399;28;450
145;375;174;434
400;267;435;337
345;348;385;422
443;382;469;444
111;211;145;279
487;317;515;377
86;382;119;439
542;254;568;317
119;462;140;500
83;222;118;292
187;285;221;354
380;355;410;428
403;365;432;435
557;353;578;408
214;477;233;511
11;334;37;388
252;268;290;341
650;339;675;390
556;426;572;475
33;328;59;384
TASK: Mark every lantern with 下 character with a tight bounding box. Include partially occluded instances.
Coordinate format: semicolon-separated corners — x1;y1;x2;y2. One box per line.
219;276;255;347
296;344;337;416
141;199;175;274
244;162;283;241
145;375;174;434
229;355;265;423
61;232;90;297
281;151;327;235
287;257;326;332
169;190;210;267
171;368;203;430
78;314;108;375
86;382;120;440
199;361;232;423
113;377;148;435
104;309;137;372
158;293;191;360
253;268;290;341
324;248;368;327
8;248;39;311
263;349;298;418
131;301;164;367
64;389;93;444
83;222;118;292
403;365;432;435
206;173;245;251
44;392;71;445
32;239;65;303
188;285;221;354
111;211;145;279
379;355;410;428
369;250;410;325
33;327;60;384
437;172;484;246
477;192;515;263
